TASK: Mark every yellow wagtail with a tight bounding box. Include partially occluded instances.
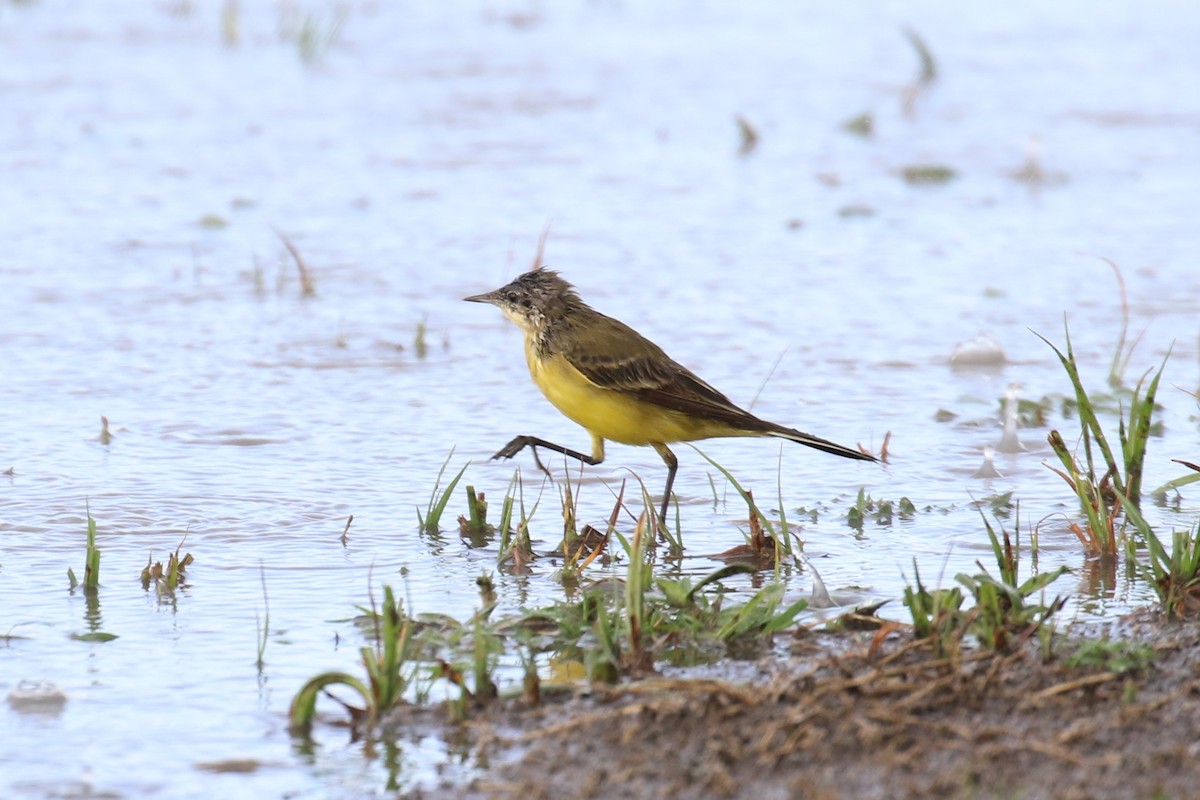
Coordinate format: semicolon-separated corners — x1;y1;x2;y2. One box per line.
465;267;877;525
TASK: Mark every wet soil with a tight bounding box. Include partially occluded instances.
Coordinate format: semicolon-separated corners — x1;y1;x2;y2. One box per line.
402;618;1200;799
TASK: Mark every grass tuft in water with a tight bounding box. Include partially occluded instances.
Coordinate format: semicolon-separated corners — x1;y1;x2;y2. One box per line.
274;228;316;297
417;450;469;534
413;315;429;359
900;26;937;115
140;538;194;596
692;445;792;567
496;469;538;572
255;563;269;671
624;511;654;674
842;111;874;138
68;507;101;593
902;561;964;658
846;490;916;531
278;1;348;64
561;481;622;580
290;584;413;736
1038;321;1168;555
735;114;759;156
457;485;492;544
904;510;1067;656
957;509;1069;651
220;0;239;47
1121;500;1200;619
900;164;957;185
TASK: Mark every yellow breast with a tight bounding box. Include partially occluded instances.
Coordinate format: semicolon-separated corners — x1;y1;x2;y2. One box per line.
524;339;727;445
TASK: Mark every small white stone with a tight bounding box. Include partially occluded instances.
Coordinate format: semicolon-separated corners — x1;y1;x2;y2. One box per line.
7;679;68;712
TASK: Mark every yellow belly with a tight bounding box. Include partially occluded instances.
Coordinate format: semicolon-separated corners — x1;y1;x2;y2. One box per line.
526;344;733;445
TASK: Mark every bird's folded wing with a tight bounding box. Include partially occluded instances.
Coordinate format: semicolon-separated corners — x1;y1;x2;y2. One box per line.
562;319;759;427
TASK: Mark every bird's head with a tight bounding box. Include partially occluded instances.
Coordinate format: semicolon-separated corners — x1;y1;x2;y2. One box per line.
464;267;582;335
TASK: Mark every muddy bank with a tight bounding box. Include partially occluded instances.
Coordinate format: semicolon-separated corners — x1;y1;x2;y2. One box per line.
400;620;1200;799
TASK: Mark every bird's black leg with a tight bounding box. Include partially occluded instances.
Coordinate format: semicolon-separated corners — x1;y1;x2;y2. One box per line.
651;443;678;532
492;435;600;479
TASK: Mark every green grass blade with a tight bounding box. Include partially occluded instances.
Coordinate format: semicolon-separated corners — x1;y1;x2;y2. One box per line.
690;445;778;541
1150;471;1200;496
1122;351;1169;505
418;451;469;533
1034;326;1124;495
289;671;373;733
1016;566;1070;598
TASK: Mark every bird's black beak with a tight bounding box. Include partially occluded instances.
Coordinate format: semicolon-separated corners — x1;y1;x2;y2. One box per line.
463;290;499;305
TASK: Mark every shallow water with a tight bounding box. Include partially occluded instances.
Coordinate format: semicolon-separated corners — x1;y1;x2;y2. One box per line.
2;0;1199;796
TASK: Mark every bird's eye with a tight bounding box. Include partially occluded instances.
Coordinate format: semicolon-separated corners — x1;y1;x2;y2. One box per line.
505;291;519;303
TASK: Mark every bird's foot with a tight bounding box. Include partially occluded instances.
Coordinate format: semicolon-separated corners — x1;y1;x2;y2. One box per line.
492;436;555;478
491;436;536;461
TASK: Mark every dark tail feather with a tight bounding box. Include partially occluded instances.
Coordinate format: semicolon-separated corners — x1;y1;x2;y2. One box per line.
768;425;878;462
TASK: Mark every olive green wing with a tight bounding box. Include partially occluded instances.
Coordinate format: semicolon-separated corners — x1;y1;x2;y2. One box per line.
560;314;766;429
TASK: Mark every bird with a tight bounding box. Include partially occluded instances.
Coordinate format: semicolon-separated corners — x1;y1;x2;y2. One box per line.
464;266;877;527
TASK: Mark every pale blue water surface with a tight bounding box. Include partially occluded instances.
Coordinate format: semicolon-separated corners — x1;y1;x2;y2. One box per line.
2;1;1199;797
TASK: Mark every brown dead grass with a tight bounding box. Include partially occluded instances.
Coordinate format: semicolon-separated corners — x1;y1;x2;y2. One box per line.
417;620;1200;800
